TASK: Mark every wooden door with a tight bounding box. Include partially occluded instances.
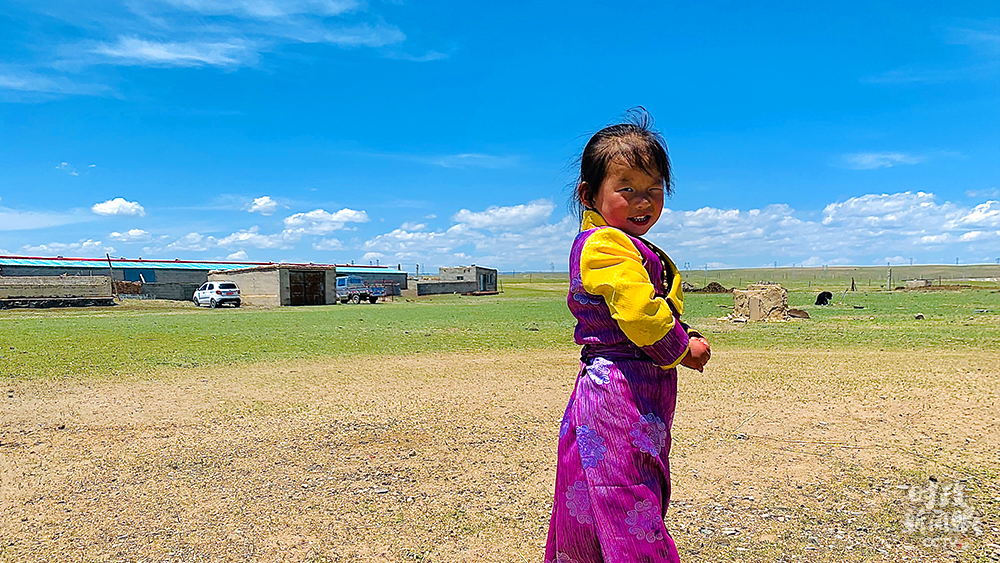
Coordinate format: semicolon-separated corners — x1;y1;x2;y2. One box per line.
289;271;306;306
304;272;325;305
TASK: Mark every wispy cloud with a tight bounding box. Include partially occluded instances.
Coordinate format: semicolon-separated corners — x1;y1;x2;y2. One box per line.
0;67;113;100
432;153;517;169
385;49;452;63
966;187;1000;199
0;202;94;231
840;152;923;170
156;0;360;19
1;0;435;99
357;151;518;169
860;65;996;84
92;36;258;67
863;21;999;84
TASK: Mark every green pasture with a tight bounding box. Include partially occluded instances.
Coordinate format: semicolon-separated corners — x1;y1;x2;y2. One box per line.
1;273;998;380
503;263;1000;292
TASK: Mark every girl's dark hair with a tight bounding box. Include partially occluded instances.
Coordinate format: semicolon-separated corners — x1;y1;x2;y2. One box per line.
574;107;672;215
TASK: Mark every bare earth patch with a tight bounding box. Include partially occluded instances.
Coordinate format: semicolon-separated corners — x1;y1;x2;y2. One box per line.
2;349;998;562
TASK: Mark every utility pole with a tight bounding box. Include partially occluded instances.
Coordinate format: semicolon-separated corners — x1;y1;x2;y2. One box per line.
106;252;118;299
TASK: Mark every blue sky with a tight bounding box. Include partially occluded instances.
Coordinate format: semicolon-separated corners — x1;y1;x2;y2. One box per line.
1;1;997;272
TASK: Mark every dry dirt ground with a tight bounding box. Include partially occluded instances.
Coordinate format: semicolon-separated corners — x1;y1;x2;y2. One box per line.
2;349;998;562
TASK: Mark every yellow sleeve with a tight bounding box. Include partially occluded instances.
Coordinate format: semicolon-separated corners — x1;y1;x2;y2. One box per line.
579;228;679;347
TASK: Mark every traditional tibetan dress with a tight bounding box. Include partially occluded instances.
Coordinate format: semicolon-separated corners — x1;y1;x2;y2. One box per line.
546;210;692;563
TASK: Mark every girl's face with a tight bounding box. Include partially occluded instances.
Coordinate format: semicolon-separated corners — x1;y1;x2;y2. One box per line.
586;158;664;237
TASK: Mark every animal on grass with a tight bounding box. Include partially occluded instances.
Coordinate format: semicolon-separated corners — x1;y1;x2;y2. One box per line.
815;291;833;306
546;108;710;562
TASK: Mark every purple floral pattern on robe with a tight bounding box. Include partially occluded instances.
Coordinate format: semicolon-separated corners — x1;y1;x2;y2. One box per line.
546;552;579;563
570;275;603;306
576;425;607;469
559;416;570;438
584;357;613;385
629;413;668;457
564;480;594;525
625;498;665;543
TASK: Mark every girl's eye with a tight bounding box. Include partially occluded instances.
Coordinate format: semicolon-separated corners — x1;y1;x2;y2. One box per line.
617;187;633;193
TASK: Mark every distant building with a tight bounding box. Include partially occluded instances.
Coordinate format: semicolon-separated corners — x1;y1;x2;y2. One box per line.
416;265;498;295
208;264;338;307
0;256;407;303
0;256;262;301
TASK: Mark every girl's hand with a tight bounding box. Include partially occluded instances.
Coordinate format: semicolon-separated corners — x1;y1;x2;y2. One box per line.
681;336;711;372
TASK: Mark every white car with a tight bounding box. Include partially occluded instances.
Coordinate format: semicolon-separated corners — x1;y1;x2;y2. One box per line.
193;281;241;308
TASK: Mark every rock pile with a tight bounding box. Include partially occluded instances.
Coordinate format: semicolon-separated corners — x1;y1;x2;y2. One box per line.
683;281;732;294
113;280;143;295
731;282;789;322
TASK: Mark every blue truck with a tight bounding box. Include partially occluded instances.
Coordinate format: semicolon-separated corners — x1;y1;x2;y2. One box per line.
335;275;386;304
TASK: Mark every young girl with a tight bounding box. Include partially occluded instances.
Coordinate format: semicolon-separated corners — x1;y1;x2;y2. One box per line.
546;111;711;563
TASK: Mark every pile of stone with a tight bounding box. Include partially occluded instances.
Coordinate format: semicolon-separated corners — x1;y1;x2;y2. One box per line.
682;281;732;294
113;280;143;295
728;282;790;322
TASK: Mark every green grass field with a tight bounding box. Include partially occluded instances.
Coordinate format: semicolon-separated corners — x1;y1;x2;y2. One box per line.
3;269;998;562
1;270;998;380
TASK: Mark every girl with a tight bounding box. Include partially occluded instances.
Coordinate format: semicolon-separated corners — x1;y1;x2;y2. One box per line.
546;110;711;563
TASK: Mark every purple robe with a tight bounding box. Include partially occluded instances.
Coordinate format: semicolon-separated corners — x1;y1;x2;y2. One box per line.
546;224;690;563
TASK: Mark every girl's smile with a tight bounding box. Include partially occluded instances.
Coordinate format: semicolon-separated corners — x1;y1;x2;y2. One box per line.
587;158;664;237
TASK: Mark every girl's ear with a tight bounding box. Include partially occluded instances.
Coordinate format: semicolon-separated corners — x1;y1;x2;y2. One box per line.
577;182;593;209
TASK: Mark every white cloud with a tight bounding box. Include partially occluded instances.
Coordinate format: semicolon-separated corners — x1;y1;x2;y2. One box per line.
399;222;426;231
92;197;146;217
646;191;1000;266
93;37;257;67
0;248;9;255
360;193;996;270
452;199;555;230
248;195;279;215
109;228;153;242
312;238;343;250
362;252;385;261
842;152;923;170
283;208;369;235
166;232;216;252
953;201;1000;228
22;239;114;257
226;250;248;260
363;211;576;270
217;226;298;249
